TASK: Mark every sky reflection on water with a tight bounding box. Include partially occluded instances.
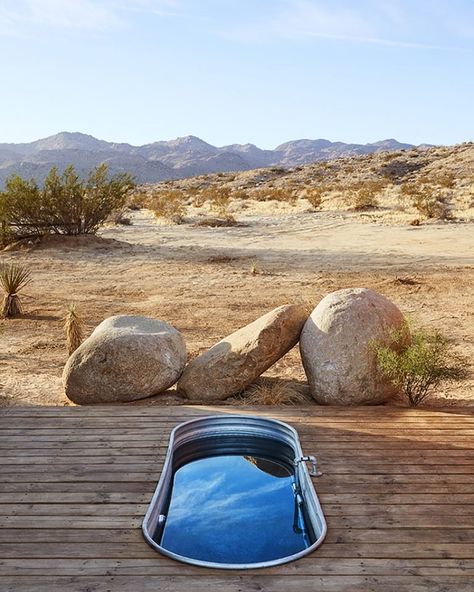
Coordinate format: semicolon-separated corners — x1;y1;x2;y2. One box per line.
159;454;310;564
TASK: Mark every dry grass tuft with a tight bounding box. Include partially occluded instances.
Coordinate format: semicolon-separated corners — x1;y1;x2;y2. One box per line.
249;258;261;275
234;379;312;406
64;303;84;355
0;262;31;318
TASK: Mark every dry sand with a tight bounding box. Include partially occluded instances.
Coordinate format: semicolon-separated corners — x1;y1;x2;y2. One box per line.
1;208;472;407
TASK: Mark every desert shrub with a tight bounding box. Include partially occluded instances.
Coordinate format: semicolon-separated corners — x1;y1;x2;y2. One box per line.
252;187;297;204
149;189;186;223
201;186;233;218
413;194;450;219
185;186;201;197
431;171;456;189
0;164;135;240
372;327;466;407
64;303;84;355
344;179;385;210
401;183;451;219
0;262;31;318
127;188;149;210
232;189;250;200
304;187;325;209
0;221;14;247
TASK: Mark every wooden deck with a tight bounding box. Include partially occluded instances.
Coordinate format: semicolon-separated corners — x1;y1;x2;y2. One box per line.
0;405;473;591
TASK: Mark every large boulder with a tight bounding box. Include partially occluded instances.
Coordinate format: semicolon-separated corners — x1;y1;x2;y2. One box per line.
300;288;407;405
63;315;186;404
178;304;309;402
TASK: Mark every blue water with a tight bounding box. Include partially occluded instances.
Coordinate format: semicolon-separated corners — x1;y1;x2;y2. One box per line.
158;454;312;564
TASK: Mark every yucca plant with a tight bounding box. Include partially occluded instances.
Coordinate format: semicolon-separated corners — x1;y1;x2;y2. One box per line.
0;262;31;318
64;303;84;355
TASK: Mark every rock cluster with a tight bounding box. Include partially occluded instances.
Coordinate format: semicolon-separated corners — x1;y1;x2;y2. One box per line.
63;289;407;406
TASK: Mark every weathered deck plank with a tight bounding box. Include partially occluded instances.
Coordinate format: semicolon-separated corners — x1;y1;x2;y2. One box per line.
1;405;473;591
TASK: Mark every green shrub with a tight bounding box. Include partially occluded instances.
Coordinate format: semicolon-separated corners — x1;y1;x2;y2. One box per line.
372;327;466;407
0;164;134;240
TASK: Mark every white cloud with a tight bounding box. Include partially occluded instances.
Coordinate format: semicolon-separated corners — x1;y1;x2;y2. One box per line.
0;0;182;35
225;0;468;51
26;0;120;30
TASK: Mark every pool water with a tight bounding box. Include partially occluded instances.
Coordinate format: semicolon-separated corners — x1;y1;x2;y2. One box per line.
155;453;315;565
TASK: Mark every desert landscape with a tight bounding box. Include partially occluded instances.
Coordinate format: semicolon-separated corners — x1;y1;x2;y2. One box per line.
1;144;472;408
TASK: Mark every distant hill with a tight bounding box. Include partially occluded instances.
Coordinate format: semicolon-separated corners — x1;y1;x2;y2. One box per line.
0;131;431;187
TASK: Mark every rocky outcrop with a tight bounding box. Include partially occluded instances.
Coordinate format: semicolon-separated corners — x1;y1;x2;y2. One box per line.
63;315;186;404
300;288;408;405
177;304;309;402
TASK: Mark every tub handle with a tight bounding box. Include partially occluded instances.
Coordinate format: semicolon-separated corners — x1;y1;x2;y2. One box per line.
295;455;322;477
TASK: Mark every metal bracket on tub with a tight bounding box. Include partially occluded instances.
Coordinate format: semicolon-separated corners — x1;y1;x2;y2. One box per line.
294;455;322;477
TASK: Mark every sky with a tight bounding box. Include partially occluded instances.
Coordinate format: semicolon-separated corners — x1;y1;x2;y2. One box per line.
0;0;473;148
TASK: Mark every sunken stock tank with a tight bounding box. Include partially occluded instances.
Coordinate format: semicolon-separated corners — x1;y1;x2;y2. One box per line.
142;415;327;569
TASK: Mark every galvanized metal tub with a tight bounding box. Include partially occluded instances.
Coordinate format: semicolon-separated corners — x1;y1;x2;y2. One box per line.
142;414;327;569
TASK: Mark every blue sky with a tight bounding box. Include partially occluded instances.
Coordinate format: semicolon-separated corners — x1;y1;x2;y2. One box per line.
0;0;473;147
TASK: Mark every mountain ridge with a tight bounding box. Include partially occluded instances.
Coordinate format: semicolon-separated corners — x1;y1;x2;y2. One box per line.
0;131;433;187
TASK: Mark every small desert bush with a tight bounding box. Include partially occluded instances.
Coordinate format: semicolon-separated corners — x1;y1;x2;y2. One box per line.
344;182;383;210
413;194;450;219
304;187;326;209
202;186;233;218
232;189;250;200
0;262;31;318
431;171;456;189
252;188;297;204
127;188;149;210
401;183;451;219
0;164;135;240
372;327;466;407
64;303;84;355
149;189;187;223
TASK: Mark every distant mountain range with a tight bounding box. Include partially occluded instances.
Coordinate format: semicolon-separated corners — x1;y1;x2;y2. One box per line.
0;132;431;187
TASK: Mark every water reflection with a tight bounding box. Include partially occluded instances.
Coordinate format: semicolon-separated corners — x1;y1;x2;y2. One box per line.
157;454;313;564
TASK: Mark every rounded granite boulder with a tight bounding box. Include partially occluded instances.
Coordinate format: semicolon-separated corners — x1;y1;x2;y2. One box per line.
63;315;186;404
300;288;408;405
177;304;309;402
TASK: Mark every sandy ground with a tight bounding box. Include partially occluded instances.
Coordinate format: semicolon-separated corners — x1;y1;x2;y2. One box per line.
1;208;472;407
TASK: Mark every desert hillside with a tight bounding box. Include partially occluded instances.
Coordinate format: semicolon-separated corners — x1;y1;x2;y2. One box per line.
0;142;472;408
0;130;429;187
141;143;474;225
